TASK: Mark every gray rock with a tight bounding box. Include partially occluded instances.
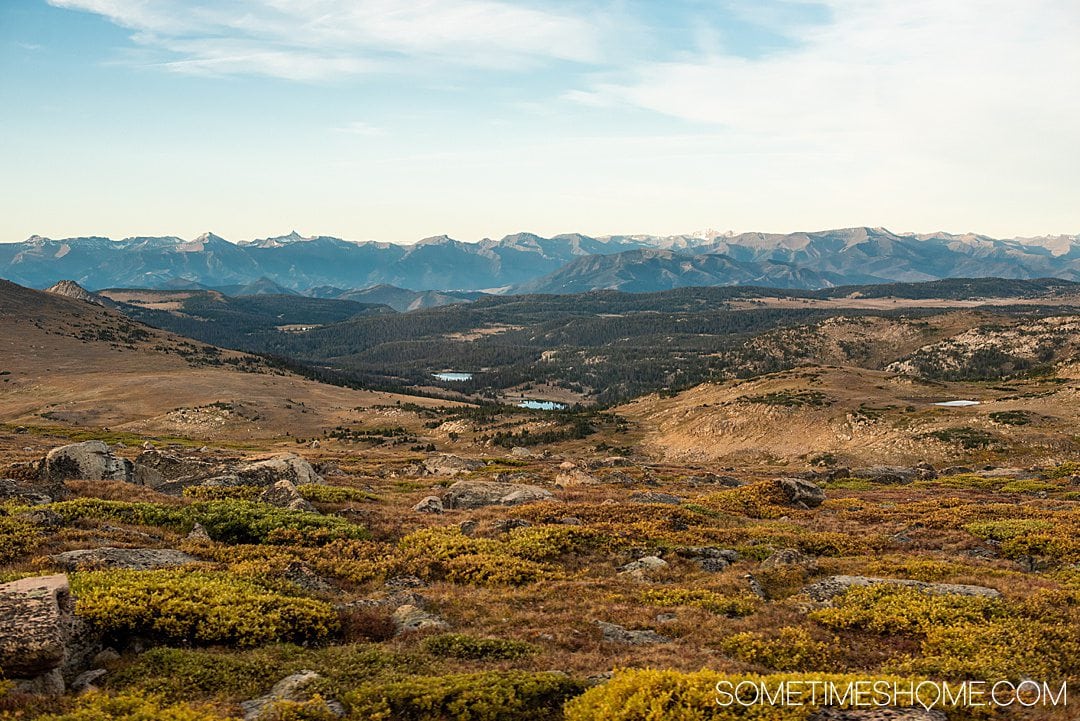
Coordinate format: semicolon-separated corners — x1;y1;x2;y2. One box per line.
596;621;671;645
554;469;599;488
391;604;448;634
774;477;826;509
241;670;344;721
50;547;199;572
413;495;444;513
131;449;215;491
443;480;552;509
237;453;323;486
0;574;71;678
762;548;818;571
284;562;334;593
849;466;920;485
43;441;131;483
0;477;54;505
422;454;485;476
15;668;65;696
259;479;316;512
186;522;212;542
70;668;107;694
618;555;668;578
803;575;1001;602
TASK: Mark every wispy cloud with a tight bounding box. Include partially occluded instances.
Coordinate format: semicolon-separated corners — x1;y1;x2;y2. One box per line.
335;120;387;137
49;0;602;79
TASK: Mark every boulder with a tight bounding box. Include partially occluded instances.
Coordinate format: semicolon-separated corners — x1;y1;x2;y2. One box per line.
596;621;671;645
237;453;323;486
391;604;448;635
802;575;1001;602
413;495;444;513
70;668;108;694
617;555;668;579
442;480;552;509
554;469;600;488
0;575;71;680
240;670;344;721
259;479;316;512
774;477;826;509
674;546;738;572
131;450;216;492
761;548;818;572
50;547;199;572
42;441;131;483
422;454;485;476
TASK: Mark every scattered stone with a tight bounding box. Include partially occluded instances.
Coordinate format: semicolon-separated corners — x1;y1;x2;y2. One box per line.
761;548;818;571
492;518;531;533
554;469;599;488
684;474;744;487
43;440;131;483
941;466;972;476
422;454;485;476
674;546;737;572
442;480;552;509
655;613;678;623
774;477;826;509
508;447;533;458
284;562;335;593
384;575;426;590
597;456;632;467
413;495;444;513
596;621;671;645
391;604;448;635
802;575;1001;602
238;453;323;486
0;574;71;680
240;671;344;721
557;517;583;525
618;555;668;578
259;479;316;512
628;491;681;505
0;477;54;505
186;522;212;542
50;547;199;572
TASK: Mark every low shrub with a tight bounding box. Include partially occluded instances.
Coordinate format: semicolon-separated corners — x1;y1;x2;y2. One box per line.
641;588;758;617
719;627;830;672
344;671;582;721
29;691;228;720
0;515;44;562
503;525;606;561
810;585;1006;636
422;633;538;661
297;485;378;504
72;569;339;647
696;482;793;520
182;485;262;501
395;527;548;586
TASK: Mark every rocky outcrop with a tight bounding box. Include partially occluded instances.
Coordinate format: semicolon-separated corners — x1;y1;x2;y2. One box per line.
442;480;552;509
774;477;826;509
0;575;71;680
0;477;56;505
237;453;323;486
628;491;681;505
412;495;444;513
259;479;316;512
391;604;448;634
131;449;216;492
44;280;114;308
674;547;738;572
422;454;485;476
42;441;131;483
50;547;199;572
240;671;344;721
802;575;1002;602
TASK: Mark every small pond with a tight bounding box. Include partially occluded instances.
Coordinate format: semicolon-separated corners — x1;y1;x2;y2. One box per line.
433;372;473;382
518;400;567;411
933;400;980;407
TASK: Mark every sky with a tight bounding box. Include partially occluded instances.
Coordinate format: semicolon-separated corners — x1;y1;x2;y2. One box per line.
1;0;1078;243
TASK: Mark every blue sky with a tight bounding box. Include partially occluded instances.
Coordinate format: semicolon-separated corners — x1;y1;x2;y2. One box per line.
1;0;1077;243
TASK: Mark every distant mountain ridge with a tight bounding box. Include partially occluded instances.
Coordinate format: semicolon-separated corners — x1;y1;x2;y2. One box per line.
3;227;1077;295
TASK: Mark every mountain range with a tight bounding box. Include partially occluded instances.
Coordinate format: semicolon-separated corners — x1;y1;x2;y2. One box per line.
2;227;1077;296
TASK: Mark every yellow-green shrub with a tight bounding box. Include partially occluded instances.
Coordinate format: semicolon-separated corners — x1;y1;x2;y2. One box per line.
641;588;758;617
72;569;338;647
504;525;606;561
395;527;548;586
696;482;793;520
809;585;1007;636
29;691;228;720
344;671;582;721
0;515;44;562
182;485;262;501
719;627;830;672
297;485;378;504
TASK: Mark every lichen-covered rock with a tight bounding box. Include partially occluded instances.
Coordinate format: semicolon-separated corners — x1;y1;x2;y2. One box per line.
131;449;216;492
802;575;1002;602
422;454;485;476
0;574;71;679
628;491;681;505
42;441;131;483
442;480;552;509
241;670;344;720
774;477;826;509
413;495;444;513
391;604;448;634
50;547;199;572
237;453;323;486
259;479;316;512
0;477;55;505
